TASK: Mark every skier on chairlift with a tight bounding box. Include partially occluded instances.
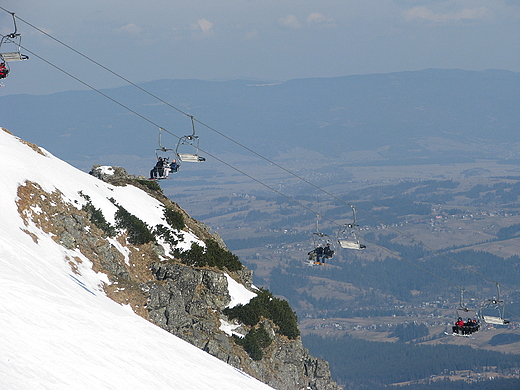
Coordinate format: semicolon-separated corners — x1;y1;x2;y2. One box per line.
0;62;9;79
150;157;164;179
323;243;334;261
170;159;179;173
452;317;465;334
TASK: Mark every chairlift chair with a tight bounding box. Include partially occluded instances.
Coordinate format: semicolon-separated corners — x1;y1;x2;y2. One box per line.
456;290;477;317
151;127;180;178
444;289;482;337
176;116;205;163
0;13;29;64
155;128;177;160
457;290;480;329
337;205;366;250
479;283;510;326
307;215;335;264
312;215;333;248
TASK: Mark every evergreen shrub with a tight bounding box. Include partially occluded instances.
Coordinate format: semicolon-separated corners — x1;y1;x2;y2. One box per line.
224;288;300;339
180;240;242;271
233;324;272;361
164;207;185;230
114;205;155;245
153;224;178;247
79;192;116;237
137;179;162;192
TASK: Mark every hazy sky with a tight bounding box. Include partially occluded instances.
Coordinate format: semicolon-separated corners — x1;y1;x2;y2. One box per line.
1;1;519;95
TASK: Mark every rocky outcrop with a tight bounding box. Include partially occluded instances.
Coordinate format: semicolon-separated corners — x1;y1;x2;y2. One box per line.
17;165;341;390
147;261;340;390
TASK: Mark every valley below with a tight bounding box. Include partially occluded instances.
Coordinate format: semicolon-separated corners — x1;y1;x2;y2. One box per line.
157;150;520;387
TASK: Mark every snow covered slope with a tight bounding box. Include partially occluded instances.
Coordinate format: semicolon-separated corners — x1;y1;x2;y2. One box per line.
0;128;272;390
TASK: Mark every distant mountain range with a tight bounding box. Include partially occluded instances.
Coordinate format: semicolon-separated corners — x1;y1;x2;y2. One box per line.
2;68;519;174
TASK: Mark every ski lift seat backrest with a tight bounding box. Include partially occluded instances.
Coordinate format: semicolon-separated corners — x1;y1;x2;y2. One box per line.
482;315;507;325
338;239;365;250
1;14;28;64
0;52;27;62
178;153;200;163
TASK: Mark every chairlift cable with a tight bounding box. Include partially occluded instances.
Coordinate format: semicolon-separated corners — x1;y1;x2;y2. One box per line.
0;11;507;257
16;46;169;135
13;42;520;322
3;8;520;316
349;238;519;321
7;19;519;304
10;12;515;296
6;43;342;227
7;21;516;308
0;6;190;120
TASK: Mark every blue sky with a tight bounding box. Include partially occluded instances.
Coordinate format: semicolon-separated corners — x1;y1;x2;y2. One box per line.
1;1;519;95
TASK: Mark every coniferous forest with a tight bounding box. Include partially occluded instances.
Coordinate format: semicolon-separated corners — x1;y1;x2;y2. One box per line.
302;333;520;390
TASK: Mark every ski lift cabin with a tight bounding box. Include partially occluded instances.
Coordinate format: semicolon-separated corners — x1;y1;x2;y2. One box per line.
0;13;29;65
176;116;205;163
479;283;510;326
337;205;366;250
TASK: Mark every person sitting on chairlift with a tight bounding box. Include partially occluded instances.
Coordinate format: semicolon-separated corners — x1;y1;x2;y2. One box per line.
462;318;480;335
170;159;179;173
150;157;164;179
308;246;324;264
463;318;474;335
323;244;334;262
315;246;324;265
0;62;9;79
452;317;465;334
163;158;172;177
468;318;480;334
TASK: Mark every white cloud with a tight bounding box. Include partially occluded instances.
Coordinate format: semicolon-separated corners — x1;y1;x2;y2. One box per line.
279;14;301;28
307;12;335;27
188;18;214;39
116;23;142;34
307;12;327;23
197;18;214;34
404;6;489;22
278;13;335;29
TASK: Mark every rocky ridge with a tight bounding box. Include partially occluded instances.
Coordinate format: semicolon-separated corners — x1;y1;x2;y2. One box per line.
17;163;340;390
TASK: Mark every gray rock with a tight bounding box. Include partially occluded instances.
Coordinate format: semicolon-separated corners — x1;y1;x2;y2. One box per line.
147;262;341;390
37;166;343;390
